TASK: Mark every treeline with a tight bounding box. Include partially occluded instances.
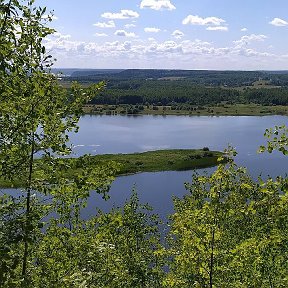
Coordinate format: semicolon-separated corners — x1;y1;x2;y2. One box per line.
68;69;288;87
90;81;240;106
245;88;288;105
87;79;288;106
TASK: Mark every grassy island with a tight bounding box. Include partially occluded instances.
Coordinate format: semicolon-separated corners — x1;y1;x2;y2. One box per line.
0;149;224;188
93;149;224;175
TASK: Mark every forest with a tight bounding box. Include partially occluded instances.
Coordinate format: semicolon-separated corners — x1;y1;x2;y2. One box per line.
1;1;288;287
61;69;288;107
88;80;288;106
68;68;288;88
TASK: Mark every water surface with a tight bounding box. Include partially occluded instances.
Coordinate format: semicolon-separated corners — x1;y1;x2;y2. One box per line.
68;115;287;219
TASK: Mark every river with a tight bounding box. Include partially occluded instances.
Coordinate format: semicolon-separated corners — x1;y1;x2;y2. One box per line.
67;115;287;219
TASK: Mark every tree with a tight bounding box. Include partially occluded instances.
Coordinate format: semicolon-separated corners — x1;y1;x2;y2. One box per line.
259;125;288;155
165;146;288;287
32;191;164;287
0;1;119;286
165;156;254;287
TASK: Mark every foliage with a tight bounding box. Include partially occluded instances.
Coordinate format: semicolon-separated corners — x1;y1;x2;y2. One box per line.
0;0;117;286
1;1;288;287
0;191;164;287
165;150;288;287
259;125;288;155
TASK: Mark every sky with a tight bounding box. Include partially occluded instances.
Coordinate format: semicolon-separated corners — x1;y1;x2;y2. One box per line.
38;0;288;70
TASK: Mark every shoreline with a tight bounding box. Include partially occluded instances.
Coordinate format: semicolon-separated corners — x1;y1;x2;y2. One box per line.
83;104;288;117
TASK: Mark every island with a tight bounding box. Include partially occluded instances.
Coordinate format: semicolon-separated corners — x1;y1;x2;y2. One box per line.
0;149;224;188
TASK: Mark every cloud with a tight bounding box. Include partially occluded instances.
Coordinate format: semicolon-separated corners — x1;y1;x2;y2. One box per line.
241;27;248;32
101;10;139;20
234;34;267;47
269;17;288;27
42;14;58;21
236;48;273;58
183;15;226;26
206;26;228;31
144;27;161;33
52;32;71;40
95;33;108;37
181;39;224;55
172;30;184;39
125;24;136;28
45;32;279;70
140;0;176;10
93;20;115;28
44;32;79;52
153;41;182;53
114;30;136;37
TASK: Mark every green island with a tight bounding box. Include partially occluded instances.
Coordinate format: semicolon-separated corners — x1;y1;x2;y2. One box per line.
94;149;223;174
0;149;224;188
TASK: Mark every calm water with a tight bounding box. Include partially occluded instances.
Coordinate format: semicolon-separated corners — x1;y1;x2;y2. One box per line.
4;115;287;219
67;115;287;219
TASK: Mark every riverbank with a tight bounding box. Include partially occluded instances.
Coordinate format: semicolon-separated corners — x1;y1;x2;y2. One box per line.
0;149;224;188
83;103;288;116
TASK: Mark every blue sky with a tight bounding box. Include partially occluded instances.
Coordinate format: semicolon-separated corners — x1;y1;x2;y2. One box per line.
39;0;288;70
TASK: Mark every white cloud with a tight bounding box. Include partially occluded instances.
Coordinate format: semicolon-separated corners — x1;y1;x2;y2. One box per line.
234;34;267;47
125;24;136;28
140;0;176;10
144;27;161;33
44;32;79;52
45;32;281;69
93;20;115;28
172;30;184;39
236;48;273;58
42;14;58;21
241;27;248;32
153;41;182;53
183;15;226;26
46;37;268;59
52;32;71;40
181;39;222;55
95;33;108;37
269;17;288;27
114;30;136;37
206;26;228;31
101;10;139;20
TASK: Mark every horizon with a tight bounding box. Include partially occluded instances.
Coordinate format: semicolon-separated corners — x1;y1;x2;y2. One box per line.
52;68;288;72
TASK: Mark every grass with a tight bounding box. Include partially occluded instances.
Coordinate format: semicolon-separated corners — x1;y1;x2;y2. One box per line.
93;149;224;175
0;149;224;188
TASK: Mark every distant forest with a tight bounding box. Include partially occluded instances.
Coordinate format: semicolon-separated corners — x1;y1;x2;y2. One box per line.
63;69;288;106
